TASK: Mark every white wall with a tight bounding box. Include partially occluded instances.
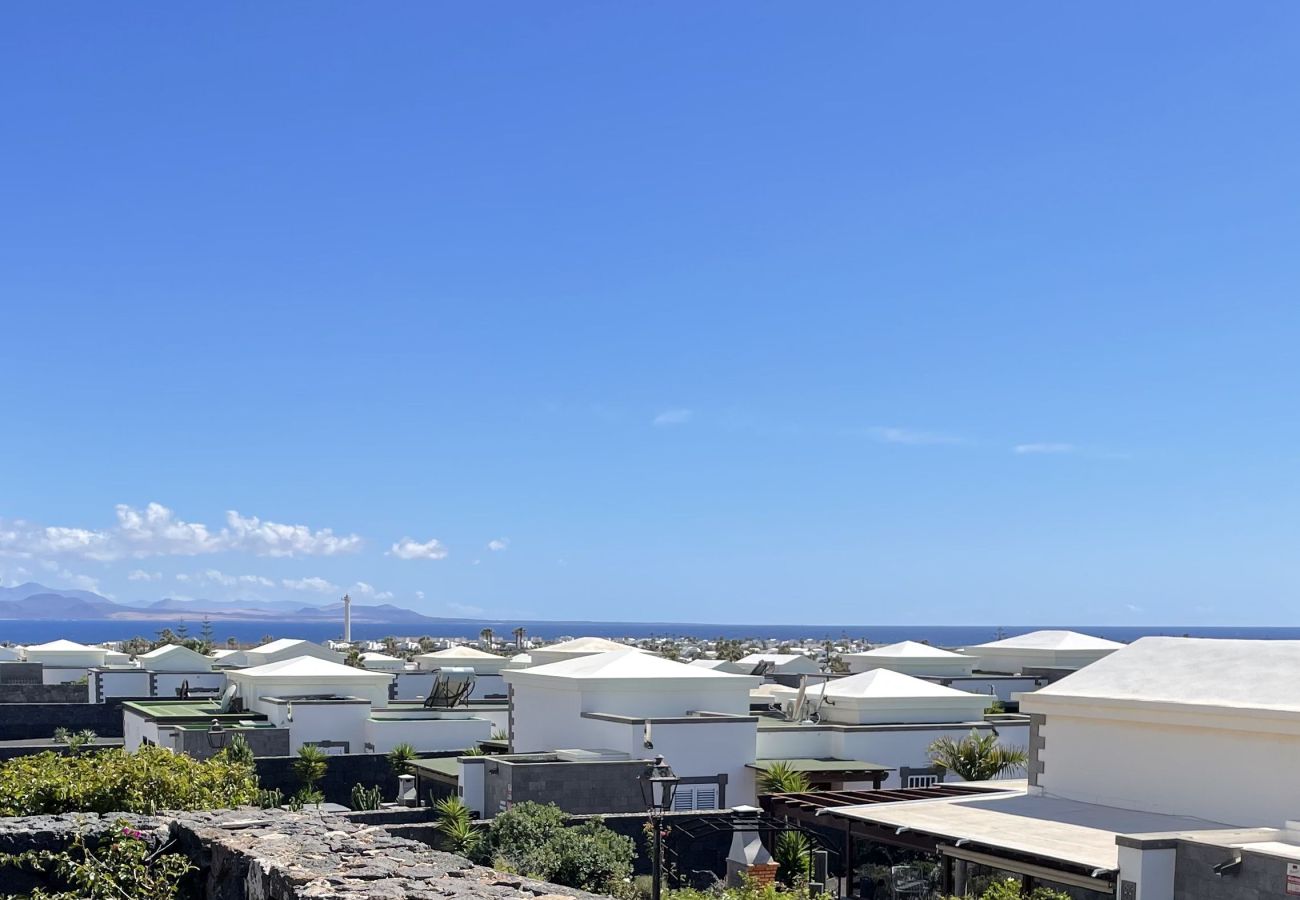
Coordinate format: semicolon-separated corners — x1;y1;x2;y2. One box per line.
42;666;91;685
941;676;1043;704
844;657;975;677
152;672;226;698
27;650;106;669
578;717;759;807
94;670;152;701
262;701;370;753
754;721;1031;790
1037;713;1300;827
509;684;586;752
232;675;392;710
365;715;491;754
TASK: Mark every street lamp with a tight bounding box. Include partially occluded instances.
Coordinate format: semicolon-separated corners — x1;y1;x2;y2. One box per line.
639;755;680;900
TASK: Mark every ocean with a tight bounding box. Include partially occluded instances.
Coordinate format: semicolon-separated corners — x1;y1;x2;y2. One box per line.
2;618;1300;647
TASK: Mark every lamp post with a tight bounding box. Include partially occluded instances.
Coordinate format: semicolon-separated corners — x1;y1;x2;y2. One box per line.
639;755;680;900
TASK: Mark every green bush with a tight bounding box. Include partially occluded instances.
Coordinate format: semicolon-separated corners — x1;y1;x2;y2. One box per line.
387;742;417;776
293;744;329;794
478;801;634;893
0;745;258;816
0;818;194;900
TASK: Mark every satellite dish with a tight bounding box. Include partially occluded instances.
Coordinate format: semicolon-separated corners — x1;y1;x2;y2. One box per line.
218;683;238;713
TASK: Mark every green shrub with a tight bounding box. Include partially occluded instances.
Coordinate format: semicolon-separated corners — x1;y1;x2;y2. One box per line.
773;831;811;885
387;742;417;776
478;801;635;893
756;761;810;794
0;745;258;816
293;744;329;794
220;734;255;768
0;818;194;900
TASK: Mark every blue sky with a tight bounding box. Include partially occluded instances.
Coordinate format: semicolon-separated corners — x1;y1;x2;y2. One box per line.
3;4;1300;625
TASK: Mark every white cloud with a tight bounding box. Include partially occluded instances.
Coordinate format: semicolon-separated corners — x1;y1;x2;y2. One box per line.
415;590;425;601
0;502;363;561
487;538;509;552
389;537;449;560
348;581;394;602
281;576;340;593
127;570;162;582
653;408;693;426
869;426;964;446
1013;442;1075;455
192;569;275;589
223;511;362;558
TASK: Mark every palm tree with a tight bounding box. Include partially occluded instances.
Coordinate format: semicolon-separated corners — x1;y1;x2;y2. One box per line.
927;729;1028;782
756;760;811;794
293;744;329;795
479;627;494;649
512;626;526;649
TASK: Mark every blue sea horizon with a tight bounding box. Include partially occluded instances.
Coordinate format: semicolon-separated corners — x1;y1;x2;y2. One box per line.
3;618;1300;647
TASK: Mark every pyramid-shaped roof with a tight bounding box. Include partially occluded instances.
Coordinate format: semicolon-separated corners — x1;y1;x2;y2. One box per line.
972;630;1123;650
541;636;642;654
418;644;504;660
508;649;753;683
232;655;392;680
250;638;319;654
809;668;980;700
1029;637;1300;713
138;643;211;663
27;639;99;652
852;640;970;659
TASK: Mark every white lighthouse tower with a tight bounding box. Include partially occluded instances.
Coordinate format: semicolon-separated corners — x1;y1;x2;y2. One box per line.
342;593;352;644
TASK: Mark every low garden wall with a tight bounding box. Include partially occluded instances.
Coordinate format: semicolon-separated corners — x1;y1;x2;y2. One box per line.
0;808;609;900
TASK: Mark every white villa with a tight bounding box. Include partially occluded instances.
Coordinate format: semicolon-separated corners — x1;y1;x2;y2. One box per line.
842;641;976;677
525;636;645;668
124;655;492;757
502;650;762;808
968;630;1122;674
136;644;215;672
238;638;342;668
415;644;509;673
759;669;1021;789
359;651;407;671
24;639;108;683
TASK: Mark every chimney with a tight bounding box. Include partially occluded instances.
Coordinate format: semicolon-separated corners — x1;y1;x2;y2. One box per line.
342;594;352;644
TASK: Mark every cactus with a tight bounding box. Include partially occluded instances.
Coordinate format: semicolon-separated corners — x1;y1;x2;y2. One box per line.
350;783;384;811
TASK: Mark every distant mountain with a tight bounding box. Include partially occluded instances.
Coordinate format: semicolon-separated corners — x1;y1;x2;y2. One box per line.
0;582;444;625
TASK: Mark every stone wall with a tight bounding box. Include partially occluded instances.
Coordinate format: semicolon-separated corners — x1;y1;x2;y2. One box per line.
255;752;405;805
1173;838;1296;900
0;809;610;900
0;698;127;740
0;739;124;761
176;726;290;760
0;662;44;685
0;682;89;704
484;758;648;818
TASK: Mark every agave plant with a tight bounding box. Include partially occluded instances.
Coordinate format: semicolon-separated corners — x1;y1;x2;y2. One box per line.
927;729;1028;782
757;760;811;794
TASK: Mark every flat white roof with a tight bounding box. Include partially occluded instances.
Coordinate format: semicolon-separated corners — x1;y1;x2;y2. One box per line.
827;790;1229;871
971;630;1123;651
360;652;404;662
1027;636;1300;715
231;656;392;680
849;640;970;659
